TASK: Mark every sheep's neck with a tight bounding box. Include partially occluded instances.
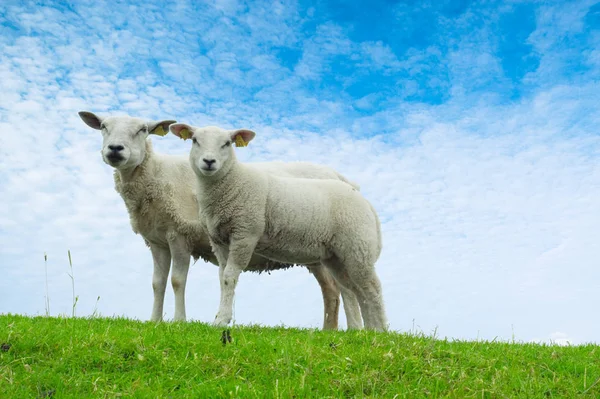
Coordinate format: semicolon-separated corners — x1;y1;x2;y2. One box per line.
116;166;139;183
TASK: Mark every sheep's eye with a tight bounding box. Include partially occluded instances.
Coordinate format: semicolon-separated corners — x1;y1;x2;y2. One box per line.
137;127;147;134
192;138;198;145
222;141;231;148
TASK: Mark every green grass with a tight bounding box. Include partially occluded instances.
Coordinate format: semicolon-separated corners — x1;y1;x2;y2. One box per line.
1;315;599;398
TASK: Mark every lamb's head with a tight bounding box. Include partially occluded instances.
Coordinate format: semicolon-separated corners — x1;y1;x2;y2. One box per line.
78;111;176;170
170;123;255;177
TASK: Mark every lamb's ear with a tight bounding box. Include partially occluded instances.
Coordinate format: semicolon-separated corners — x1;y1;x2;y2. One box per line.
78;111;103;130
230;129;256;147
148;120;177;137
169;123;194;140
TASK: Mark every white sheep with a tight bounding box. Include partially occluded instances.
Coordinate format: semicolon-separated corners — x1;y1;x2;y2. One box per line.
170;123;388;331
78;112;363;329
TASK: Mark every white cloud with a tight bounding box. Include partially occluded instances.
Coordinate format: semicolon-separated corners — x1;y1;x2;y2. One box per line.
531;332;575;346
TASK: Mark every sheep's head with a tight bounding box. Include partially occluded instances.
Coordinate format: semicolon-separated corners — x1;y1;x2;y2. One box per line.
78;111;176;170
170;123;255;177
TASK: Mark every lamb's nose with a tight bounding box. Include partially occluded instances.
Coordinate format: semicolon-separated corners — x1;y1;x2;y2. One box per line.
108;145;124;152
203;158;216;167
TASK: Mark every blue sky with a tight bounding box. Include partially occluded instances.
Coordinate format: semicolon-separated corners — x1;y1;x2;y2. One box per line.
1;0;600;345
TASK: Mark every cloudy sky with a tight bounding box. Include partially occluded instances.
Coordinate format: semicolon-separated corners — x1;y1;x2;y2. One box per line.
1;0;599;345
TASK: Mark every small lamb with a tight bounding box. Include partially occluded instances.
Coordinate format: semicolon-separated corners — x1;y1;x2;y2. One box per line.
170;123;388;331
78;112;362;329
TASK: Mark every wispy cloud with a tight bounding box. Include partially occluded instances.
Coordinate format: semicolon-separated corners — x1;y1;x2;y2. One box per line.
1;0;599;344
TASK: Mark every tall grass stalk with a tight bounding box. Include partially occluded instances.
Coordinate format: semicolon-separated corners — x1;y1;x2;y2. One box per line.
92;296;101;318
44;252;50;316
66;250;79;317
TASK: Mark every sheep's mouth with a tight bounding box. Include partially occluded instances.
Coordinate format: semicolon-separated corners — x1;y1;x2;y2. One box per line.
105;153;125;165
200;167;218;175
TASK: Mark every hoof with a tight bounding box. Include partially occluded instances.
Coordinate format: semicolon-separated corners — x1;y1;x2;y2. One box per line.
214;314;231;327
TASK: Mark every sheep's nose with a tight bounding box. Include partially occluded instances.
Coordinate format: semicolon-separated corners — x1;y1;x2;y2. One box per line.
203;158;216;167
108;145;124;152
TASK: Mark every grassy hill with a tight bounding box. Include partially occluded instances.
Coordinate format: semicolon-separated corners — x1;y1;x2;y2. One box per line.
0;314;598;398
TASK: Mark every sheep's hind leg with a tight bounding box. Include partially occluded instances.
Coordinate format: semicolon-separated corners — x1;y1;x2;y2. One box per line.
340;287;363;330
322;257;387;331
306;264;340;330
213;236;258;327
356;271;387;331
150;244;171;322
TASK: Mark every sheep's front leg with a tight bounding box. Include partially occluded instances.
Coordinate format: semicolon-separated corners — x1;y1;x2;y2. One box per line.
210;245;229;323
213;236;258;326
150;244;171;321
168;235;191;321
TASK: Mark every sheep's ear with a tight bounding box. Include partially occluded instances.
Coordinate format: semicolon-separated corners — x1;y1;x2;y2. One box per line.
230;129;255;147
169;123;194;140
78;111;103;130
148;120;177;137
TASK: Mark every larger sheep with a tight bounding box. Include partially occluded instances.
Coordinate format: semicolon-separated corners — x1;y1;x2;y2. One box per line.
78;112;362;329
170;123;388;331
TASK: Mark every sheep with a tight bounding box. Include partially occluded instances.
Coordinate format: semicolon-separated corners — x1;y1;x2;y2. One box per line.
169;123;388;331
78;112;363;329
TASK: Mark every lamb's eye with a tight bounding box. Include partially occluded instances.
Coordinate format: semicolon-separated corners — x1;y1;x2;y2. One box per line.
222;141;231;148
192;138;198;145
137;127;147;134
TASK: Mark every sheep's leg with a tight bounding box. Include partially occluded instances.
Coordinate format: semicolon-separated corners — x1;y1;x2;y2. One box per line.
213;237;258;327
308;263;363;330
306;265;340;330
168;236;191;322
321;262;372;327
339;287;363;330
211;245;230;325
348;271;387;331
322;258;388;331
149;244;171;322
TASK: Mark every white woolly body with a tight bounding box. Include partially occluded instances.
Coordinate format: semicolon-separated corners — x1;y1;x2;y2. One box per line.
173;124;387;331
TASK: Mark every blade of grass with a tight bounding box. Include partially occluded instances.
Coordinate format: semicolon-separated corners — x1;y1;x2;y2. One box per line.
67;250;78;317
44;252;50;316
